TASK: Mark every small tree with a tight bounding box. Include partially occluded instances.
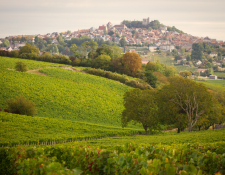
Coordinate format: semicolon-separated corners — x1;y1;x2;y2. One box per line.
122;89;160;135
145;71;157;88
15;62;28;72
7;96;37;116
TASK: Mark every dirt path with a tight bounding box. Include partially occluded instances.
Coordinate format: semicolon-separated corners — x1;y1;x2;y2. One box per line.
25;66;86;76
27;69;48;76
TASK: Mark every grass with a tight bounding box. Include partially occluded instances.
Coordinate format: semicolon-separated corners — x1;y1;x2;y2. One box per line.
0;112;143;146
214;71;225;78
199;80;225;92
0;56;69;70
0;56;144;129
146;53;174;66
63;128;225;147
174;65;197;73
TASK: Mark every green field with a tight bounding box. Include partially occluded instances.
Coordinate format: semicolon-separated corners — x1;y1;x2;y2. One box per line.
174;65;197;73
0;112;143;146
0;57;134;127
1;56;225;175
66;129;225;147
147;53;174;66
214;71;225;78
199;80;225;92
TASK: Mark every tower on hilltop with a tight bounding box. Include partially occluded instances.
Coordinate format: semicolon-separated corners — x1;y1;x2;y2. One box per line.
142;17;150;25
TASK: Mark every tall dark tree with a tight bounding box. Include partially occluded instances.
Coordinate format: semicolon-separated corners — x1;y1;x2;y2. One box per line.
191;43;204;60
122;89;159;135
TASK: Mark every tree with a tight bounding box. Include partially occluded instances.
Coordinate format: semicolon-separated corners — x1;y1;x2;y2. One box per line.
186;54;191;61
89;40;98;59
111;45;123;59
7;96;37;116
92;54;111;70
95;44;113;59
119;37;126;47
145;71;158;88
159;77;212;132
81;41;89;58
122;89;159;135
15;62;28;72
108;31;114;36
70;44;78;56
19;44;39;54
179;71;192;78
2;39;10;47
122;52;142;76
191;43;204;60
164;66;177;77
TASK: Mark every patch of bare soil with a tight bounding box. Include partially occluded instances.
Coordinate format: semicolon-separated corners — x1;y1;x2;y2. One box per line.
60;66;86;73
27;69;47;76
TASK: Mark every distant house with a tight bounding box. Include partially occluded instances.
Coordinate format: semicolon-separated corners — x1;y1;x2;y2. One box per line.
149;46;158;52
52;39;59;45
114;25;127;30
222;56;225;60
196;60;202;66
209;75;217;79
98;25;107;32
128;49;136;53
5;47;13;51
197;69;207;73
159;44;175;52
210;52;218;57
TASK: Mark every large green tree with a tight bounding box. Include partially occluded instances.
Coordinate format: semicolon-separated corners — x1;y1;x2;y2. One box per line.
122;89;159;135
92;54;111;70
158;77;212;132
19;44;39;54
191;43;204;60
119;37;126;47
2;39;10;47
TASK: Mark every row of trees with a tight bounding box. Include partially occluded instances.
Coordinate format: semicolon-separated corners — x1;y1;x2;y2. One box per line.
122;76;225;134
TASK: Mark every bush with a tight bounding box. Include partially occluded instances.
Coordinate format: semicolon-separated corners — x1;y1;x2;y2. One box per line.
7;96;37;116
15;62;28;72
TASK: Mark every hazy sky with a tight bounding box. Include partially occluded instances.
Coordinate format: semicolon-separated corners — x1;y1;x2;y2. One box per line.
1;0;225;41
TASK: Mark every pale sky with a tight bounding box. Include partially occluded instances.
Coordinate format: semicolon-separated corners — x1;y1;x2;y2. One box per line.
0;0;225;41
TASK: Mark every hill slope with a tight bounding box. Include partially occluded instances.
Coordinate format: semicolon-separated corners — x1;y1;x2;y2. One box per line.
0;56;134;127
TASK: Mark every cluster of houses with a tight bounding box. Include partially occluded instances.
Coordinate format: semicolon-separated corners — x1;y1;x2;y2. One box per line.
1;18;225;54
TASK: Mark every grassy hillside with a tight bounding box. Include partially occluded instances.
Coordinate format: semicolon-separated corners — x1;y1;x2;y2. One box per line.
199;80;225;92
0;56;136;128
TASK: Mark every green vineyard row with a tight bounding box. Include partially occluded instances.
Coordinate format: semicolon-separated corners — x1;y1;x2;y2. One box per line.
0;112;144;147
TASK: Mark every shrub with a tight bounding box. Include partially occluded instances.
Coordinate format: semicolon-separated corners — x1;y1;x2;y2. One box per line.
6;96;37;116
72;59;81;66
15;62;28;72
4;109;9;112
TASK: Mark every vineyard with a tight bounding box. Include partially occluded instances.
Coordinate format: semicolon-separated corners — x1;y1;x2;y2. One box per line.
0;112;143;147
0;56;136;128
1;56;225;174
1;140;225;174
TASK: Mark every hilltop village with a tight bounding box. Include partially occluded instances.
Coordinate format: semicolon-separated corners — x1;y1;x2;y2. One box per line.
0;17;224;53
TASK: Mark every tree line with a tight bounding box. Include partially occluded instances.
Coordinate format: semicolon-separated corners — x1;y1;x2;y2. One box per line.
122;76;225;134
